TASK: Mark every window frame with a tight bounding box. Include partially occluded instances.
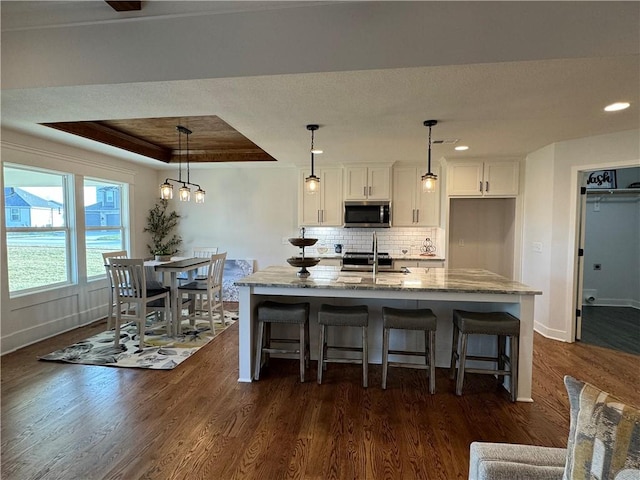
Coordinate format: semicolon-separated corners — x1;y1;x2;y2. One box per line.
4;164;73;296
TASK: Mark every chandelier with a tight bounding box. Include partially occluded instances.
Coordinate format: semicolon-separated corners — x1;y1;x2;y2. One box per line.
160;125;206;203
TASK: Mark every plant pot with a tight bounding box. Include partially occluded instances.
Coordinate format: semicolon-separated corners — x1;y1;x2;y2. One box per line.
155;255;172;262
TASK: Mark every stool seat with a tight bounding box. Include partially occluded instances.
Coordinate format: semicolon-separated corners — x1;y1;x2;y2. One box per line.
450;309;520;402
317;304;369;387
318;304;368;326
381;307;437;393
259;301;310;324
383;307;437;330
453;310;520;336
254;301;310;382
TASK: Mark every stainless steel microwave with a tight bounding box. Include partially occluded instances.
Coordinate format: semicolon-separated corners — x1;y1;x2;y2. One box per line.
343;201;391;228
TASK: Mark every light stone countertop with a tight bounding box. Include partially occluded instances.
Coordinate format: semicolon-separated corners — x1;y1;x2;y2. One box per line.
235;266;542;295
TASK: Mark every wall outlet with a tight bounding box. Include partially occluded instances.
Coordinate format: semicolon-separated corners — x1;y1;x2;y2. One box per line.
458;238;465;247
593;263;602;271
532;241;543;253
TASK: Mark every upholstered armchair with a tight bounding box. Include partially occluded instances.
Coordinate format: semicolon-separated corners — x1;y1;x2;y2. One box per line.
469;376;639;480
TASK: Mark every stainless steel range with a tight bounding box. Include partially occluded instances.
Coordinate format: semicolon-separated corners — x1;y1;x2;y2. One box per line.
341;251;394;272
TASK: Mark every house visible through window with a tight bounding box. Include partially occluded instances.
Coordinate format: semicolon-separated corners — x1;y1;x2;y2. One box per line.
10;208;20;222
84;179;126;278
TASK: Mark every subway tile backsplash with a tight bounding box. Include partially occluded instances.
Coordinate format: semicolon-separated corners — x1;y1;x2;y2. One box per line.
298;227;445;258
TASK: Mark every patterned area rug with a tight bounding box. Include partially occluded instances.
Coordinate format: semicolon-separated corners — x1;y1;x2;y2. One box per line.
39;311;237;370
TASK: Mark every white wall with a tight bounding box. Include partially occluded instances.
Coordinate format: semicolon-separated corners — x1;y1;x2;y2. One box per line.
583;180;640;307
1;129;160;353
522;129;640;342
164;164;298;271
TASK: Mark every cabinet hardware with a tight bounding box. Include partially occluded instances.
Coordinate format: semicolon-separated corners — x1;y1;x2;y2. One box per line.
317;210;321;223
486;181;489;193
412;209;416;223
479;181;483;193
416;209;419;223
321;210;324;223
368;186;372;196
364;186;367;197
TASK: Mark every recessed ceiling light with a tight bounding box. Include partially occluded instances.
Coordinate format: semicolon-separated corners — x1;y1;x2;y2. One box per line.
604;102;630;112
454;145;469;151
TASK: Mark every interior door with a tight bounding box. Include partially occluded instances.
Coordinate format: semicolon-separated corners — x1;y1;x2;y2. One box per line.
574;175;588;341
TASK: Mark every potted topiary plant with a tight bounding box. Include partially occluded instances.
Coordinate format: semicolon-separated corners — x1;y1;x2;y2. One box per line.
144;199;182;261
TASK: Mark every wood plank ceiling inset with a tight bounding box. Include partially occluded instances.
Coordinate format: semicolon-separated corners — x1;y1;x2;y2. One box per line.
41;115;277;164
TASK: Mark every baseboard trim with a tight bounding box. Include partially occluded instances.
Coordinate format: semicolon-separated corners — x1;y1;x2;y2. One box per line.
534;321;569;342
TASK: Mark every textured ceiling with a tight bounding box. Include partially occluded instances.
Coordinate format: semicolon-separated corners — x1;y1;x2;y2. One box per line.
1;1;638;169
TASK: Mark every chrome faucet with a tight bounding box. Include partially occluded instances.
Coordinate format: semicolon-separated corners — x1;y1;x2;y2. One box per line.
372;231;378;276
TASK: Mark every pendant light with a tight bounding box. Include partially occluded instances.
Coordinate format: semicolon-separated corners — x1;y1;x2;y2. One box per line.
421;119;438;193
159;125;206;203
304;124;322;194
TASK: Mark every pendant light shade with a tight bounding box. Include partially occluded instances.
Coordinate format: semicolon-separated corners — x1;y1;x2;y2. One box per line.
304;124;322;194
158;125;205;203
421;119;438;193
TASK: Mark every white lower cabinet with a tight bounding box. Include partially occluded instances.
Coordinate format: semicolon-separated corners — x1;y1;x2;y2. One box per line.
392;166;440;226
299;168;343;226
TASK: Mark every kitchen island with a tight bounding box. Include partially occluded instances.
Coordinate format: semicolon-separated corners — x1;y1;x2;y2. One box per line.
235;266;541;401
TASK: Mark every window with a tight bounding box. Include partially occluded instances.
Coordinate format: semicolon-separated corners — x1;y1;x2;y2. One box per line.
84;179;126;278
4;165;71;293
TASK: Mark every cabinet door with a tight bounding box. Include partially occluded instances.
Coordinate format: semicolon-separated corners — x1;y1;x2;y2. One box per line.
343;166;368;200
447;162;483;196
392;167;418;226
415;166;440;226
320;168;344;226
367;166;391;200
299;169;322;225
484;161;519;196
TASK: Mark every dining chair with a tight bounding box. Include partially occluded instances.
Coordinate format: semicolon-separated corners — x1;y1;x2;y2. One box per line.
107;258;171;349
101;250;128;330
178;252;227;335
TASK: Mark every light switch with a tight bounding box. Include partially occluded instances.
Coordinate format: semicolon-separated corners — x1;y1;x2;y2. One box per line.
458;239;465;247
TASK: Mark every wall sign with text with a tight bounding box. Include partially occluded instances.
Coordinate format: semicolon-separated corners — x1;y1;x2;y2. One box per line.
586;170;617;189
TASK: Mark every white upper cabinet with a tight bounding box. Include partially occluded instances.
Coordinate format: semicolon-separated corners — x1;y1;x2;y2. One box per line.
392;165;440;226
447;160;519;197
344;165;391;200
298;168;343;226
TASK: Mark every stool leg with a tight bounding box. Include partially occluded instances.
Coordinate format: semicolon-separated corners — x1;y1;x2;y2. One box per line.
455;333;468;396
362;326;368;388
264;322;271;367
317;324;325;384
497;334;506;385
428;330;436;395
304;319;310;369
382;327;390;389
450;323;459;380
254;320;265;381
299;323;305;383
510;335;519;402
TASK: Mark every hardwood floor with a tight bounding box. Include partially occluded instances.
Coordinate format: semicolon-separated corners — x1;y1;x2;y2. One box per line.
2;312;638;480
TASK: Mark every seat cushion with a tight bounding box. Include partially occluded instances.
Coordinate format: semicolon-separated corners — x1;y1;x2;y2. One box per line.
258;301;310;324
178;280;208;291
382;306;437;331
563;375;640;480
453;310;520;336
318;304;368;327
469;442;566;480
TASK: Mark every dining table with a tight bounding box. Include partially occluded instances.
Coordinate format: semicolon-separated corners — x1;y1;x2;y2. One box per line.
144;256;211;336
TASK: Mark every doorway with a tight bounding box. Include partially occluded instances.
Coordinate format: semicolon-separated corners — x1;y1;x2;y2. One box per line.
575;166;640;353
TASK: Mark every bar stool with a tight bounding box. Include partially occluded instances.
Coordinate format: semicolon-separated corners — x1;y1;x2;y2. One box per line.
381;307;438;394
317;304;369;387
254;301;310;382
450;309;520;402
